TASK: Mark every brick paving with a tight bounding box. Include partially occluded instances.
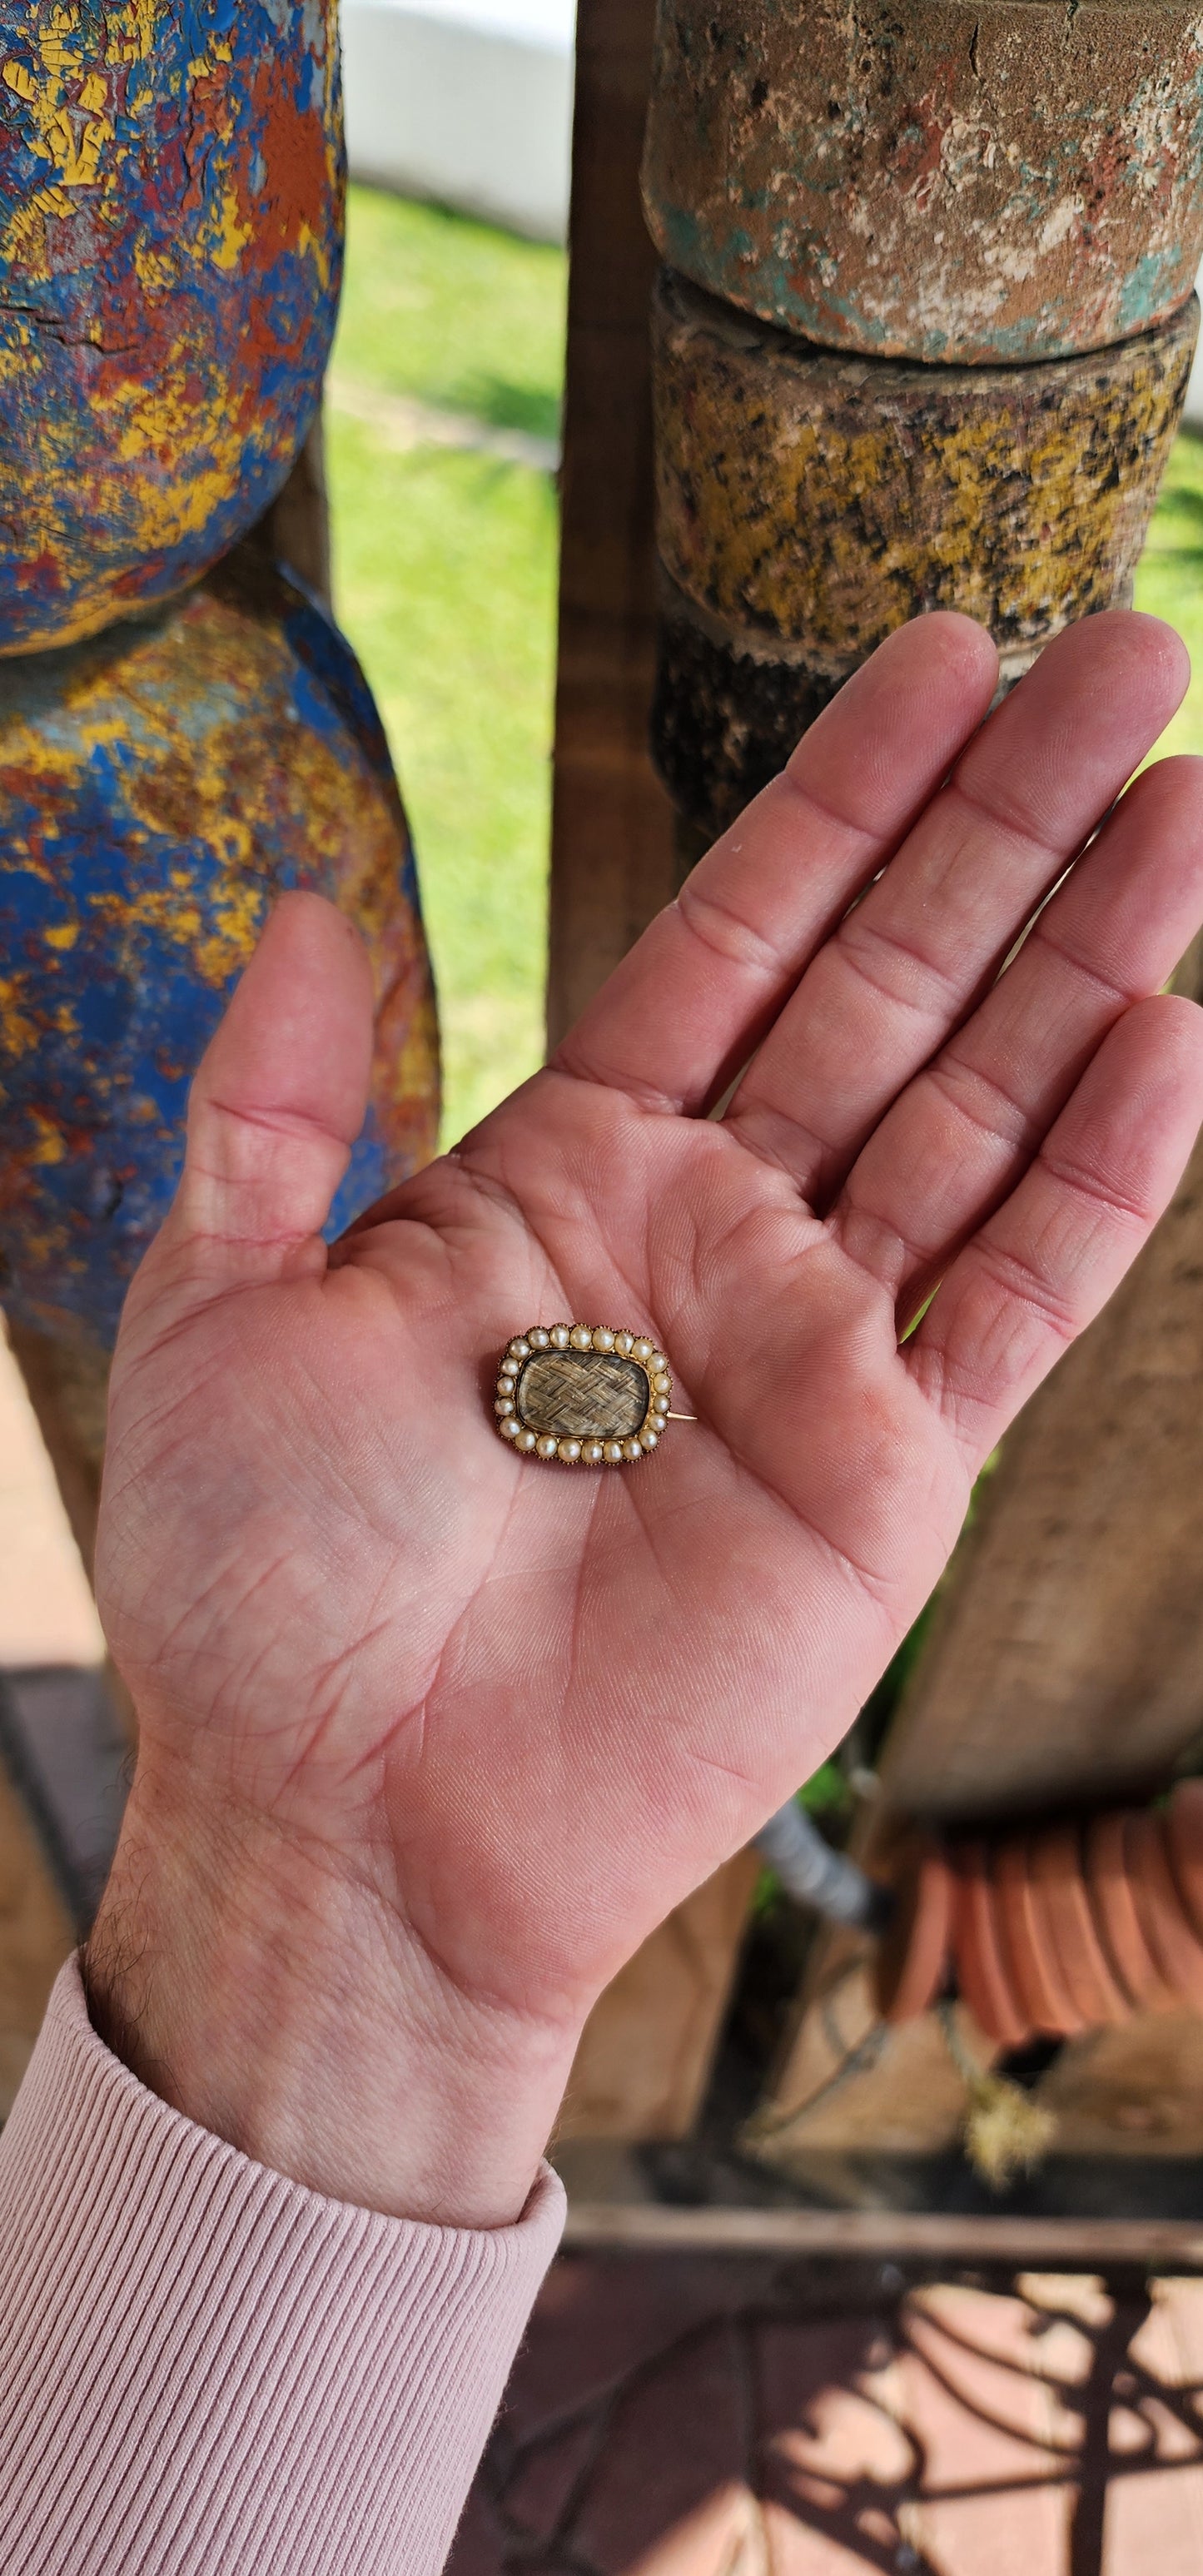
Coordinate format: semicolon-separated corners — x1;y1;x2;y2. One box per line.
449;2255;1203;2575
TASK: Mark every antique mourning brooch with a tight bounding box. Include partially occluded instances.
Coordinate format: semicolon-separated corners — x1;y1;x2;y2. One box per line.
494;1324;690;1465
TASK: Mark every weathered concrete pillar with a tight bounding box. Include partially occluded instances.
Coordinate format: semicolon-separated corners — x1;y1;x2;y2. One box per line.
651;270;1195;831
644;0;1203;366
644;0;1203;838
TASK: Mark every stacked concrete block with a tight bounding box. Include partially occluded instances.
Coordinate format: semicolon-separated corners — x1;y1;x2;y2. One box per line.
642;0;1203;838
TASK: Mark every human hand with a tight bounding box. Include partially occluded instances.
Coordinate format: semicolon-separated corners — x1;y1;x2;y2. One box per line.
87;611;1203;2224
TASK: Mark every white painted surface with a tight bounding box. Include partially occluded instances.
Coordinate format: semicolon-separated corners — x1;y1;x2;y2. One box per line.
341;0;575;242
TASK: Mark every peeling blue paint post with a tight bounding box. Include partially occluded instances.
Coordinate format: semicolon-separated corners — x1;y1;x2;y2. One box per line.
0;550;437;1347
0;1;440;1547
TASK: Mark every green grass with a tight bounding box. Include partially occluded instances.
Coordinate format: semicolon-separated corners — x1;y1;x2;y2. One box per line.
334;185;567;444
328;188;565;1146
1135;425;1203;758
326;182;1203;1155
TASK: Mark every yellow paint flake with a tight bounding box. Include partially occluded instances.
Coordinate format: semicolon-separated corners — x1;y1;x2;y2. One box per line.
78;72;107;111
2;62;38;102
0;978;37;1061
47;103;112;186
29;1115;67;1167
133;236;176;298
43;922;79;951
210;179;251;274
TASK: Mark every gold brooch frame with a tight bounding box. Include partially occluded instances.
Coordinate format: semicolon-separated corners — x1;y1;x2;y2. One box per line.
494;1323;674;1465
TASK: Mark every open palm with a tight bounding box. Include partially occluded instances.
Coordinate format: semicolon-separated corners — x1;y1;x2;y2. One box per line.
93;613;1203;2216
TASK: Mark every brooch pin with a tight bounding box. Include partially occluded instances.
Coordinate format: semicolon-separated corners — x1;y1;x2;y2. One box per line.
494;1324;692;1464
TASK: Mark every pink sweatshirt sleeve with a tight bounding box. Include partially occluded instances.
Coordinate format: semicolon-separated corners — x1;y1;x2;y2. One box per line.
0;1957;564;2574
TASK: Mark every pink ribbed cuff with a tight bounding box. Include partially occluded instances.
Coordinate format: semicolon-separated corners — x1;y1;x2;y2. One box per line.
0;1957;564;2574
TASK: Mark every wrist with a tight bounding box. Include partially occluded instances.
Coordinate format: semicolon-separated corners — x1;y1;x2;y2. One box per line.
85;1771;580;2228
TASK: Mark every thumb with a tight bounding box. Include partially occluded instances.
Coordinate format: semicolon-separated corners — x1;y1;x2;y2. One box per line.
152;891;375;1300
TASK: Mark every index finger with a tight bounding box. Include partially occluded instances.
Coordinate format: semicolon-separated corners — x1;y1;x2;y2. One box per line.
551;614;999;1116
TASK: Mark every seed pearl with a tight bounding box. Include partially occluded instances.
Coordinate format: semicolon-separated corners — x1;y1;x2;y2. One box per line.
499;1360;519;1380
529;1327;550;1349
495;1398;515;1417
650;1352;668;1375
500;1418;520;1439
570;1323;593;1350
536;1435;558;1458
639;1427;659;1450
550;1323;571;1349
592;1326;615;1352
653;1372;672;1395
622;1439;642;1462
615;1331;634;1355
516;1430;537;1452
509;1339;530;1361
654;1395;670;1416
583;1440;604;1463
632;1339;654;1363
604;1441;624;1464
558;1439;581;1462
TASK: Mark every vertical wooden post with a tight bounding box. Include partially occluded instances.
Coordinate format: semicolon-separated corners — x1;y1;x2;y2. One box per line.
0;1762;73;2120
544;5;756;2145
266;416;334;612
4;1326;108;1591
545;0;677;1048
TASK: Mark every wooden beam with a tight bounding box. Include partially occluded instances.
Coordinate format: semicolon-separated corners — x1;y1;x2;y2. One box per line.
5;1324;109;1593
545;0;677;1048
560;1851;758;2142
266;415;333;610
880;942;1203;1824
0;1761;74;2120
560;2201;1203;2264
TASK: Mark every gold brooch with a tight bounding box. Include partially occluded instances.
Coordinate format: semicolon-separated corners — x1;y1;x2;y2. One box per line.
494;1325;685;1464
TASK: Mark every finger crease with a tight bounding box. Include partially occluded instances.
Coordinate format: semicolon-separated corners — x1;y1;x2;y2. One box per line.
926;1053;1041;1153
838;918;967;1024
774;756;882;853
966;1240;1080;1340
942;771;1092;876
675;875;795;982
201;1095;350;1151
1036;1148;1152;1228
1027;920;1144;1013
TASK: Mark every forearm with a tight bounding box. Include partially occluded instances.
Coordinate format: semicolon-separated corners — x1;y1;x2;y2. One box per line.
0;1952;564;2576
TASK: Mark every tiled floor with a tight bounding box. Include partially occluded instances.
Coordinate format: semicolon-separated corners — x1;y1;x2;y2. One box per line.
449;2252;1203;2575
